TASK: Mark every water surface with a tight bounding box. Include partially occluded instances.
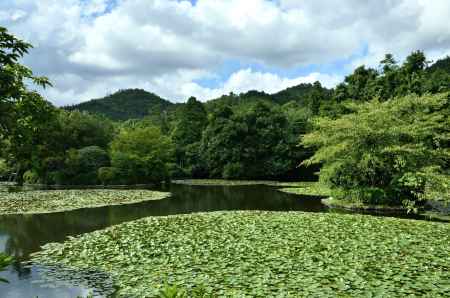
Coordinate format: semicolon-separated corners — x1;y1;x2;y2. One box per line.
0;184;323;297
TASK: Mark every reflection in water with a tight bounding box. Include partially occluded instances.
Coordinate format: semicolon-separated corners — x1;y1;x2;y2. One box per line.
0;184;325;297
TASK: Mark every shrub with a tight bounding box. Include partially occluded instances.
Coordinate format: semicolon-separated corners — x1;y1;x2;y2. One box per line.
77;146;110;172
23;170;40;184
97;167;118;185
222;162;244;179
63;146;110;185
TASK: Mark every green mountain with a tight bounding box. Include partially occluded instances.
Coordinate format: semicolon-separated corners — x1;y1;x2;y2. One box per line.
427;56;450;73
65;84;323;121
65;89;173;121
272;83;331;105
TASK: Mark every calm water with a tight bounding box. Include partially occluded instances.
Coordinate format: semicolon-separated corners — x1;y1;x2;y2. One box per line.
0;184;325;298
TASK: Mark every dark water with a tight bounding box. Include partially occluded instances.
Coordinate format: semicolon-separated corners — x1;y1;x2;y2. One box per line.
0;184;325;298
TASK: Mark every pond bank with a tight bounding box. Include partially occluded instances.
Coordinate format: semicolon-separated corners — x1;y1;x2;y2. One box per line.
31;211;450;297
172;179;306;187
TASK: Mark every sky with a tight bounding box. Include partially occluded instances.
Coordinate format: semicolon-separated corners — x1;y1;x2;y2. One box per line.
1;0;450;106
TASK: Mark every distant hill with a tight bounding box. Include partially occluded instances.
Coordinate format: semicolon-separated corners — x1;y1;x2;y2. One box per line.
272;83;331;105
65;83;327;121
204;83;326;111
427;56;450;73
65;89;174;121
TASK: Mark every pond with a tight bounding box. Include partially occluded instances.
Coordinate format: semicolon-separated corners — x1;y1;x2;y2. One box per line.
0;183;325;297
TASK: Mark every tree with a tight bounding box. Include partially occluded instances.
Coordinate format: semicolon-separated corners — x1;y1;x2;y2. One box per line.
57;110;115;150
403;50;427;74
342;66;378;101
0;27;55;185
0;27;51;134
302;92;450;209
171;97;207;175
53;146;110;185
109;126;174;184
201;101;302;179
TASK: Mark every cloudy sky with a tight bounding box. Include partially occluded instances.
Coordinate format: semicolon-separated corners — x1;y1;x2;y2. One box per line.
2;0;450;105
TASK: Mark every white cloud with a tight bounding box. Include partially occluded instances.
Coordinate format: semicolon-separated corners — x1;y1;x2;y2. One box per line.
1;0;449;105
138;68;341;102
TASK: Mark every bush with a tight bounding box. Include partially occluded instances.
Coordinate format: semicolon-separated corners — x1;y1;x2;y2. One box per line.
46;170;65;185
302;93;450;208
98;167;118;185
222;162;244;179
63;146;110;185
77;146;110;172
23;170;40;184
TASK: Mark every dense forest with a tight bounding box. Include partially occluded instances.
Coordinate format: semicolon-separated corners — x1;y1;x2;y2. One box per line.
1;26;449;209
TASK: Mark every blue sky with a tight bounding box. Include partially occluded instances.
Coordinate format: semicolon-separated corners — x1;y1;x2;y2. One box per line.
1;0;449;105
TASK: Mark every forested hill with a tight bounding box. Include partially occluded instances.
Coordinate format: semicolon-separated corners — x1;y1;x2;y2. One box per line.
428;56;450;73
64;84;324;121
65;89;174;121
65;55;450;121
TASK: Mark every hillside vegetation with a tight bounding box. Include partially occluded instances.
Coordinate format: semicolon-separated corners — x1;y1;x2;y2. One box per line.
1;25;449;210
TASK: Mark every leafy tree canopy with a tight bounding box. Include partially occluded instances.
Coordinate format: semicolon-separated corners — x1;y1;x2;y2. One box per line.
302;92;450;209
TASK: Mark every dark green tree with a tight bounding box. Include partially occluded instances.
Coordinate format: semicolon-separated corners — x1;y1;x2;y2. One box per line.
171;97;207;176
201;102;302;179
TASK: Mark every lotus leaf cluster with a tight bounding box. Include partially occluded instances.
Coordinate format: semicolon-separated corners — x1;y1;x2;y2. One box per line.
0;189;169;214
32;211;450;297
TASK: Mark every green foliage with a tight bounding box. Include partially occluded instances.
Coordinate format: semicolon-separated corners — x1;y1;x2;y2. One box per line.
54;146;110;185
97;167;118;185
0;29;70;186
0;27;56;185
65;89;173;121
201;102;304;179
23;170;40;184
158;285;187;298
32;211;450;297
0;189;169;215
57;110;115;150
334;51;450;103
2;36;449;186
171;97;208;176
428;56;450;73
110;126;174;184
302;92;450;208
0;253;13;283
0;158;11;179
0;26;51;134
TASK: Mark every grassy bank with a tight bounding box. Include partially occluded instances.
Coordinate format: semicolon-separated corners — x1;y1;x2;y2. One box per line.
279;182;331;197
0;189;169;215
32;211;450;297
172;179;305;187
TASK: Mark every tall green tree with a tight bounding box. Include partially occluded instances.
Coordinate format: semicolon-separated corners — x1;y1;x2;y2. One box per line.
171;97;207;175
201;102;302;179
